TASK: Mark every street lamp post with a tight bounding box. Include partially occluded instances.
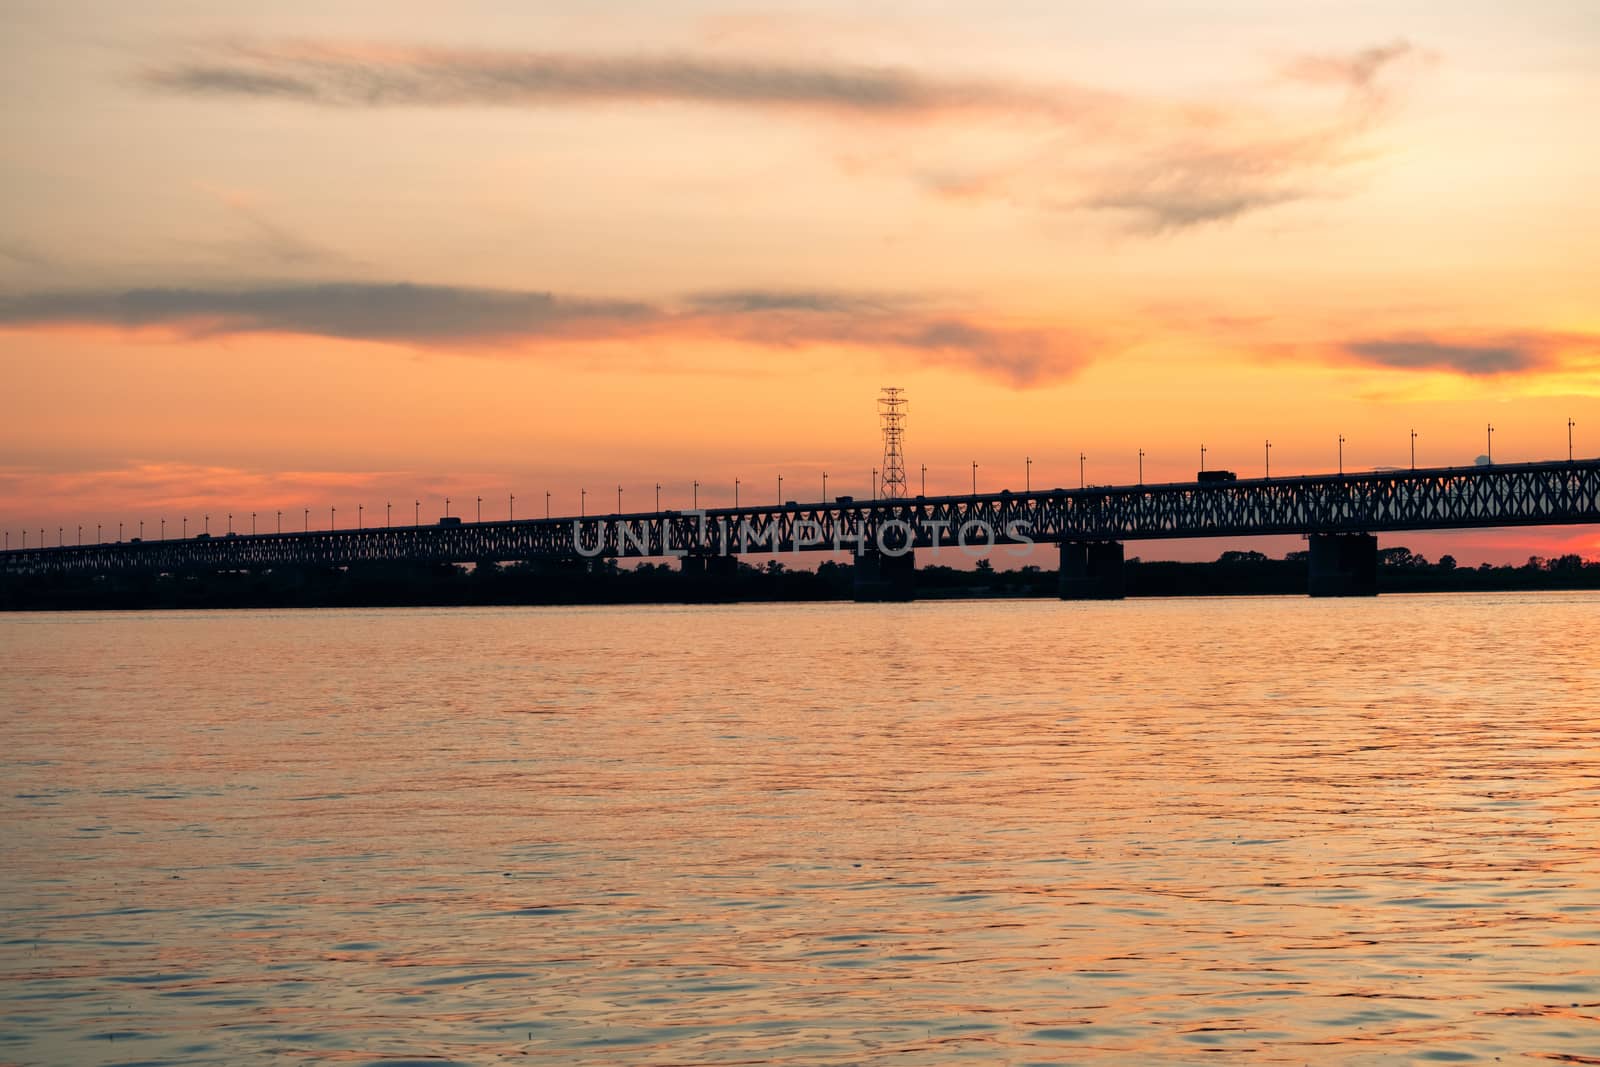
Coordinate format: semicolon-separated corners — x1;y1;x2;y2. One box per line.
872;468;878;500
1265;440;1271;479
971;461;977;495
920;464;926;496
735;478;740;508
1026;456;1031;492
654;483;661;511
330;506;335;530
304;508;308;532
1570;418;1576;462
358;505;363;530
387;501;393;527
251;512;256;535
119;522;123;541
1079;452;1086;489
1487;423;1494;464
1338;435;1345;475
692;481;698;509
581;489;586;516
1139;449;1145;485
545;491;550;519
1200;444;1206;472
276;511;281;534
822;472;828;500
616;485;622;513
477;496;482;523
777;474;783;503
78;524;83;545
139;520;144;539
445;497;451;519
414;500;420;526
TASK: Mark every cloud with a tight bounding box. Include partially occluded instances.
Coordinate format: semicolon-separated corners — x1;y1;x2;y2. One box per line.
691;290;1089;385
137;38;1428;233
0;281;1091;386
1281;40;1421;95
141;42;1064;117
0;283;660;344
1339;336;1551;375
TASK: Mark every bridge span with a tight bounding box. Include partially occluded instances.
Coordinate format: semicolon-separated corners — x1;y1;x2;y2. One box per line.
3;459;1597;598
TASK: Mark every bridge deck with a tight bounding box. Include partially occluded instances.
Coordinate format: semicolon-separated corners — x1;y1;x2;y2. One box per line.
4;459;1597;575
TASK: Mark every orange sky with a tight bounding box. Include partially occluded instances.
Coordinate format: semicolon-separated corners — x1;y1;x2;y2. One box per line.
1;2;1596;563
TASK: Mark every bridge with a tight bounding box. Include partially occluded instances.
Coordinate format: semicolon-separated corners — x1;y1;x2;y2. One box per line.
3;458;1597;598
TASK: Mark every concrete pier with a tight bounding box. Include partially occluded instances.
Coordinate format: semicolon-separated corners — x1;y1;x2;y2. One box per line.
1308;533;1378;597
679;553;737;579
853;548;915;601
1059;540;1126;600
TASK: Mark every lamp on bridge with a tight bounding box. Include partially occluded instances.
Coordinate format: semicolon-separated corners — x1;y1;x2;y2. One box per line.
735;478;740;508
1487;423;1494;464
970;461;976;495
1026;456;1032;492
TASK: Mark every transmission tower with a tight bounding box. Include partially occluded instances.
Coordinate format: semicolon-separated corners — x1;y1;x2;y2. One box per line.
879;387;908;500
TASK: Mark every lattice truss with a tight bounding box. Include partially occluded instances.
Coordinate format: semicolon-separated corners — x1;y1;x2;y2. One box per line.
6;462;1598;574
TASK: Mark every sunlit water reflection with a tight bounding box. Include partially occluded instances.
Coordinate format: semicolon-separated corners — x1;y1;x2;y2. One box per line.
2;594;1598;1065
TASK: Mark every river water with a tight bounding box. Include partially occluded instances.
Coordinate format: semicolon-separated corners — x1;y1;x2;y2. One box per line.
1;595;1597;1065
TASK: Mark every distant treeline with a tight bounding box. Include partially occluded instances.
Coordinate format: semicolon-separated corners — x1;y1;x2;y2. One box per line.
2;548;1597;611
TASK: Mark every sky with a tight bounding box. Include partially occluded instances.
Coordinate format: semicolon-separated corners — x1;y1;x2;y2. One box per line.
1;1;1596;563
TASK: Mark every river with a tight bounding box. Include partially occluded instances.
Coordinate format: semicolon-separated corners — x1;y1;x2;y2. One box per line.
2;594;1597;1064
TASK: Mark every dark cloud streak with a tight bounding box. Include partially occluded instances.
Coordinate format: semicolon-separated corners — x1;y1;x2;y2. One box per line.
0;282;1090;386
142;44;1058;116
1341;337;1547;375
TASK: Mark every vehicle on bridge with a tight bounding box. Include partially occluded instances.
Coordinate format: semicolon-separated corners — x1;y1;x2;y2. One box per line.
439;516;462;526
1198;470;1238;483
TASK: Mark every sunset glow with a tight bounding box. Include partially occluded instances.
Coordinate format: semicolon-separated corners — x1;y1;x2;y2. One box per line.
3;2;1595;562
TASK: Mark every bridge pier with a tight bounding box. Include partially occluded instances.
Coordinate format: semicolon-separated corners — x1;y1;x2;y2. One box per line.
853;549;915;602
1059;540;1125;600
678;553;737;579
1308;533;1378;597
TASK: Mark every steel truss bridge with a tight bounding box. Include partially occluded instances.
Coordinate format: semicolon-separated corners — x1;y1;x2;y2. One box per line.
3;459;1598;577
